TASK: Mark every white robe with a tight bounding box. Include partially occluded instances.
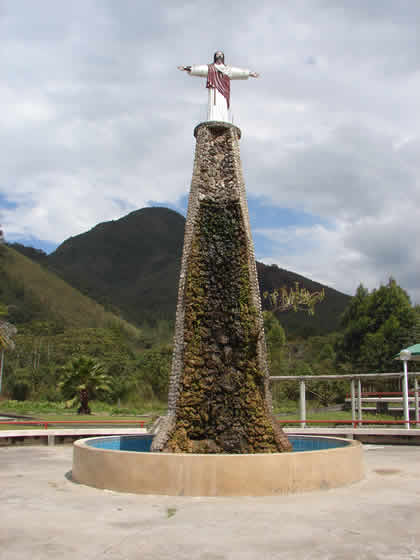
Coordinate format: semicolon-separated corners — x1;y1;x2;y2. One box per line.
189;64;250;123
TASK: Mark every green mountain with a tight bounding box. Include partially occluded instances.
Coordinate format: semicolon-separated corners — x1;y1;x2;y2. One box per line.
12;207;351;336
0;244;141;339
256;263;350;336
48;207;184;326
0;244;169;403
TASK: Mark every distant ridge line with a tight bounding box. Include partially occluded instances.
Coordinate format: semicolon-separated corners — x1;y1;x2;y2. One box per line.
11;206;351;335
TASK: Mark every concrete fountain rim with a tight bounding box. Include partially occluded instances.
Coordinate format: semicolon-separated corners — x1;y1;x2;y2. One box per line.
72;435;364;496
74;433;352;455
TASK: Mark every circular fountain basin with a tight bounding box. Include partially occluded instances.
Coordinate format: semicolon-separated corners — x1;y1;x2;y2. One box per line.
72;434;364;496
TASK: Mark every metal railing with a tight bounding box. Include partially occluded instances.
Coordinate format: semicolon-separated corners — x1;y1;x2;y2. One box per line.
270;372;420;430
277;419;420;428
0;419;147;429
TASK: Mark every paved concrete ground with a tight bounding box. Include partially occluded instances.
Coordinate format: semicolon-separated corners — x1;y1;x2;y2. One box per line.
1;445;420;560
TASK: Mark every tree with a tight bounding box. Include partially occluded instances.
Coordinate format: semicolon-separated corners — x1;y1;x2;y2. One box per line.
0;317;17;393
135;346;171;401
337;278;416;372
58;355;113;414
263;311;286;353
401;304;420;348
263;312;287;404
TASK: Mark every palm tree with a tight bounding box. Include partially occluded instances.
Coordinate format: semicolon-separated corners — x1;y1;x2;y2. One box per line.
58;355;113;414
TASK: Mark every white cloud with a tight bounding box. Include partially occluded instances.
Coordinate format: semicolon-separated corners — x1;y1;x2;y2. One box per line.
257;212;420;304
1;0;420;303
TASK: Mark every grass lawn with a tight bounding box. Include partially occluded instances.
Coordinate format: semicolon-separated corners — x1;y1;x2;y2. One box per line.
0;412;156;430
0;399;166;430
0;418;152;430
0;399;417;430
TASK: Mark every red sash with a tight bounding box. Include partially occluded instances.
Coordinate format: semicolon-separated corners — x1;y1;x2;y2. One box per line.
206;64;230;108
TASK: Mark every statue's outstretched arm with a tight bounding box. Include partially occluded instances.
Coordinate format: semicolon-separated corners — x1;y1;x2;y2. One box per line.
228;67;260;80
180;65;208;78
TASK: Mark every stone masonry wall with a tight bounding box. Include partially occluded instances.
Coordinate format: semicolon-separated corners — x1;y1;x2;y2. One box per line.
151;122;291;453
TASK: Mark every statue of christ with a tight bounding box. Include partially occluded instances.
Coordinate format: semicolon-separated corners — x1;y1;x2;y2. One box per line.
178;51;259;123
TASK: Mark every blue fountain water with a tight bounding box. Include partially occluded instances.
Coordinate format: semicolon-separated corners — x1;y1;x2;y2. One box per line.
86;435;349;453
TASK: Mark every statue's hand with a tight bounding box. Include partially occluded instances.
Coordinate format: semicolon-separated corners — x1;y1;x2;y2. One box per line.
250;71;260;78
178;65;191;72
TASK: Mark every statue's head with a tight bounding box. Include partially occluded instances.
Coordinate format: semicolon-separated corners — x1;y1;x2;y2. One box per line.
214;51;225;64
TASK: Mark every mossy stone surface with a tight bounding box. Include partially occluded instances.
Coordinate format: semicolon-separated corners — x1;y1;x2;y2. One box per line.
164;201;284;453
154;123;292;454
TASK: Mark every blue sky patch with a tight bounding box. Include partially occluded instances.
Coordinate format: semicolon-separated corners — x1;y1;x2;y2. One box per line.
0;194;18;210
8;235;58;254
247;195;325;230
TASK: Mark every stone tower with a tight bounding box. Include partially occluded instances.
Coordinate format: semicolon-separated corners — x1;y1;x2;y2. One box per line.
152;122;292;453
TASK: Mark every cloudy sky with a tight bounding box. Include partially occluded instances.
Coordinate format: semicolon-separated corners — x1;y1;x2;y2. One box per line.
1;1;420;303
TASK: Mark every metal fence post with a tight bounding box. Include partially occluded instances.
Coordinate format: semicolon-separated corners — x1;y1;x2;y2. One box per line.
351;379;356;427
357;378;362;427
414;377;419;428
299;379;306;428
0;351;4;393
402;360;410;429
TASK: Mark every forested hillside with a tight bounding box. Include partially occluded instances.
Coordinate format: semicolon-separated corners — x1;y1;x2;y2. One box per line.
0;244;171;403
20;206;351;335
48;207;185;325
2;224;418;410
0;245;139;336
1;206;354;409
257;263;350;336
